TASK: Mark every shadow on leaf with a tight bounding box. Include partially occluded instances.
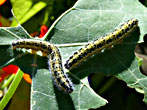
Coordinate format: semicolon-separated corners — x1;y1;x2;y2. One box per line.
69;27;140;80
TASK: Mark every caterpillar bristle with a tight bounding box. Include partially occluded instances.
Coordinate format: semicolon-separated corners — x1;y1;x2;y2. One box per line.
64;18;138;70
11;39;74;93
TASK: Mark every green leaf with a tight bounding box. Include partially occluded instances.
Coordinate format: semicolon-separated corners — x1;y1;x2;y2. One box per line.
10;0;75;33
10;0;48;25
10;0;52;33
44;0;147;105
0;24;107;109
0;26;31;67
1;0;147;109
31;69;107;110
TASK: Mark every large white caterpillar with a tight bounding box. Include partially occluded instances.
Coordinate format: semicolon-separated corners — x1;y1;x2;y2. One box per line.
64;18;139;70
12;39;74;93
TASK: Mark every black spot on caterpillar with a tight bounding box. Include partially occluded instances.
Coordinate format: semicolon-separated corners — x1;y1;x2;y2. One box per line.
64;18;138;70
12;39;74;93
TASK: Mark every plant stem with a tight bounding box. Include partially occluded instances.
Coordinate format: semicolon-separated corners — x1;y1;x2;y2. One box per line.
1;74;15;90
0;69;23;109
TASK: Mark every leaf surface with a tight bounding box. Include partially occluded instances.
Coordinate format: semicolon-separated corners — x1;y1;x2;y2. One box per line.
0;0;147;109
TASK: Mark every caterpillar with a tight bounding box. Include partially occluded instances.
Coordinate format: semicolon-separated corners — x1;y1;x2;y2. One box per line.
64;18;138;70
12;39;74;93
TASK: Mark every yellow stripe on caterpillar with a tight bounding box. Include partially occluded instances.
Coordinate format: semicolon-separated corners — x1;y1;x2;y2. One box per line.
12;39;74;93
64;18;138;70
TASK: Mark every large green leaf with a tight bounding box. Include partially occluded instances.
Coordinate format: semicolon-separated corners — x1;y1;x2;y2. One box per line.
31;69;107;110
44;0;147;104
0;24;107;110
0;0;147;109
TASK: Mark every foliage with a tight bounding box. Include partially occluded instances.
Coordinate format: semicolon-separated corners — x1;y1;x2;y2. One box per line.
0;0;147;110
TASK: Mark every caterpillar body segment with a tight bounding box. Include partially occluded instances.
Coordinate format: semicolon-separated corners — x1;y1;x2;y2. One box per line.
64;18;138;70
12;39;74;93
